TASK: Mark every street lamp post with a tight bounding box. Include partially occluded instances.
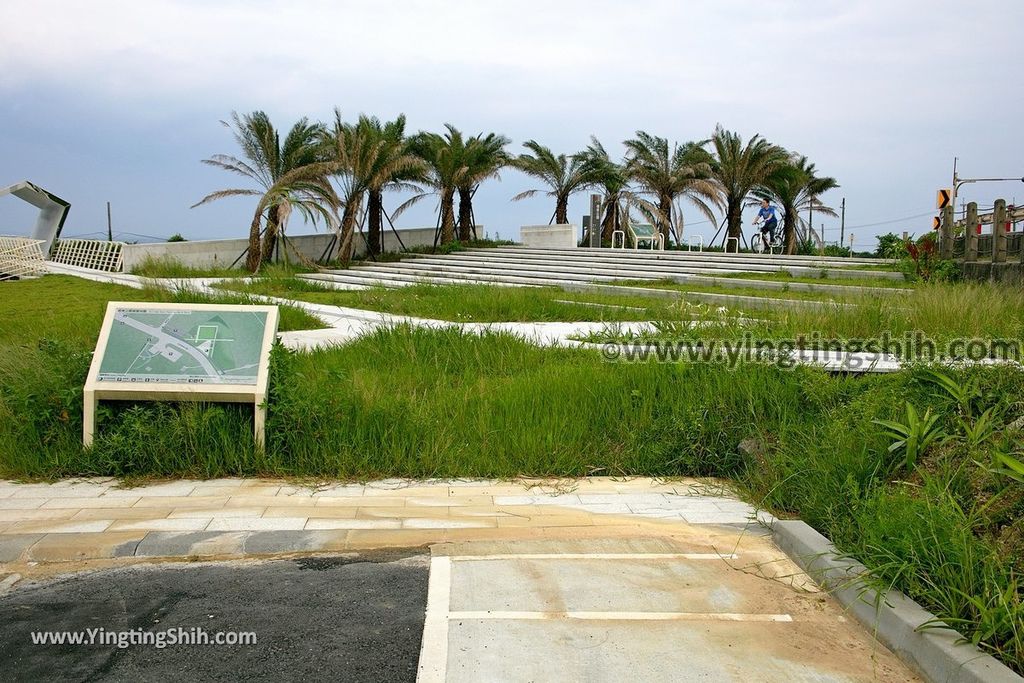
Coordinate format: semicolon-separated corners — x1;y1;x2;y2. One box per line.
951;165;1024;213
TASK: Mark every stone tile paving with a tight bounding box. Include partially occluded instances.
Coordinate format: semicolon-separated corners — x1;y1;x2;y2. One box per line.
0;477;773;566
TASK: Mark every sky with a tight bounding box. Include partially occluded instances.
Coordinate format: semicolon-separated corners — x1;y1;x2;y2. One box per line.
1;0;1022;252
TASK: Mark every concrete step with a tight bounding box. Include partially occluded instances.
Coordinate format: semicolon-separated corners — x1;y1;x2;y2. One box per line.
302;268;842;311
309;266;636;290
473;246;887;268
370;256;903;295
455;248;901;280
349;261;666;285
404;252;887;282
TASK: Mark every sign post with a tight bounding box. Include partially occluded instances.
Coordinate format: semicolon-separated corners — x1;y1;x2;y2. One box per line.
589;194;602;247
83;302;279;449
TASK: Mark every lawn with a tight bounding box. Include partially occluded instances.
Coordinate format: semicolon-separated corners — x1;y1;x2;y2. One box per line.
0;273;1022;671
716;270;912;289
612;279;874;302
215;279;701;322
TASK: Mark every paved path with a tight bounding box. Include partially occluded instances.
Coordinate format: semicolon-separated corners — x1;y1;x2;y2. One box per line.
0;477;773;566
0;477;919;681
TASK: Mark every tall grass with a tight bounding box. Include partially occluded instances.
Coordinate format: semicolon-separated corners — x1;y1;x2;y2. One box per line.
773;281;1024;343
591;281;1024;356
130;255;248;278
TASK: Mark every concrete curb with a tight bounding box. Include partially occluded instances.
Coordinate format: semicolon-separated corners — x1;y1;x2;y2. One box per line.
771;520;1021;683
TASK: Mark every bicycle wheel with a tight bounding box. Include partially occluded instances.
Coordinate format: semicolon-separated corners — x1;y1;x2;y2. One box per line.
751;234;765;254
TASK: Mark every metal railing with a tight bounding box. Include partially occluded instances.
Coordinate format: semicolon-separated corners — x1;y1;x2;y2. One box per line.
51;239;125;272
0;236;47;280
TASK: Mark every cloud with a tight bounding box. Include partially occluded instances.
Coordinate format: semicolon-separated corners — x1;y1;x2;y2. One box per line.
1;1;1021;249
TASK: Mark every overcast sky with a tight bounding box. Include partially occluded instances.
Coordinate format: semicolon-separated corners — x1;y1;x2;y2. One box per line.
1;0;1022;251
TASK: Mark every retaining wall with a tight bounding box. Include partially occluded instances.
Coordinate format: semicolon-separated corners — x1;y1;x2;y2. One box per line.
121;227;465;272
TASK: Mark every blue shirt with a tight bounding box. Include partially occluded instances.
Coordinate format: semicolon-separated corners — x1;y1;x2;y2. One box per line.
757;206;777;221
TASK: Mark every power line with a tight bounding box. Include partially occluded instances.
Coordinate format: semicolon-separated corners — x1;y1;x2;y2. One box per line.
841;210;936;230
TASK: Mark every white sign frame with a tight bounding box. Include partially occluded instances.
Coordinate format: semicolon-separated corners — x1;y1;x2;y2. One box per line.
83;301;279;448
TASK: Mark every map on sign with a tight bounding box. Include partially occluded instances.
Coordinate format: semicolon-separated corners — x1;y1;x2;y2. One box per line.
97;307;270;385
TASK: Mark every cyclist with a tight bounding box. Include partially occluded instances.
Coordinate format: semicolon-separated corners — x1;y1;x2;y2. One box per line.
753;199;779;247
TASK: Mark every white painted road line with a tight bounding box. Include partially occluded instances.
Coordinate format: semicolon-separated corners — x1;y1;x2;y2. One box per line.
449;552;738;561
446;611;794;622
416;556;451;683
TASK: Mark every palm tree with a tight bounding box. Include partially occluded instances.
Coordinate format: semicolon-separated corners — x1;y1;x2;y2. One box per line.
456;132;510;241
401;125;470;245
512;141;596;225
350;114;425;256
192;111;336;271
578;136;669;245
753;155;839;254
623;132;720;247
322;109;425;262
708;126;789;251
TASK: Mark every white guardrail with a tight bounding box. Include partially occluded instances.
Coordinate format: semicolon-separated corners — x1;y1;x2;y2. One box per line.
52;239;125;272
0;236;47;280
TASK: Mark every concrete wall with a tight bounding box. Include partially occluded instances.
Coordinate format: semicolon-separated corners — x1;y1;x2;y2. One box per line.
520;224;577;249
962;261;1024;283
121;226;469;271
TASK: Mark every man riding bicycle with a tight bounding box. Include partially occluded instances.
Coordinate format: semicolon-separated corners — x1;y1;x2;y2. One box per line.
753;199;779;244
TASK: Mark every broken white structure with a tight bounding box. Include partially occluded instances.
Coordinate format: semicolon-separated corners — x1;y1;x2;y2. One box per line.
0;180;71;255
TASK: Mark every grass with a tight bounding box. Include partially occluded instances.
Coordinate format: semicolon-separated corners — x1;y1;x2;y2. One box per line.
611;279;872;302
582;281;1024;356
215;280;701;323
1;273;1022;671
130;255;248;278
130;255;318;279
716;270;913;288
0;275;325;348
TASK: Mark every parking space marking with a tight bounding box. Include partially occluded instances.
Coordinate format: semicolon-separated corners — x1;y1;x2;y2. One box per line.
417;556;451;683
449;552;737;561
447;611;793;622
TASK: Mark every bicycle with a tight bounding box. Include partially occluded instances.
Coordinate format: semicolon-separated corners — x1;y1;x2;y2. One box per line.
750;226;784;254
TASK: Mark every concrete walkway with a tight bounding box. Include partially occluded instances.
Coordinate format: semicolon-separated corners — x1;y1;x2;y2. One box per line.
0;477;918;681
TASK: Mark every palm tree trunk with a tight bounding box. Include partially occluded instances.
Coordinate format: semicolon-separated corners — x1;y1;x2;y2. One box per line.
338;204;358;263
261;204;280;265
726;200;743;252
601;199;616;242
245;209;263;272
555;196;569;225
440;188;456;244
367;190;383;256
783;211;798;255
457;187;473;242
659;194;672;247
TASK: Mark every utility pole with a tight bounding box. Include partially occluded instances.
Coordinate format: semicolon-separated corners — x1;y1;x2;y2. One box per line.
106;202;113;241
839;198;845;246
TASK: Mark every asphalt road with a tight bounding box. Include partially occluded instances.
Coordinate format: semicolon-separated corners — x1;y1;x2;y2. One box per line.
0;551;428;682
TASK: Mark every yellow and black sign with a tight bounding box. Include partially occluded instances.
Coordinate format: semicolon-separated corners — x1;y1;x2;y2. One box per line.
932;216;941;230
936;189;951;209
